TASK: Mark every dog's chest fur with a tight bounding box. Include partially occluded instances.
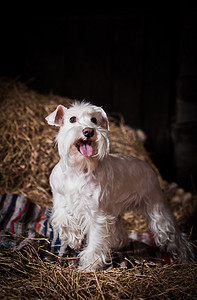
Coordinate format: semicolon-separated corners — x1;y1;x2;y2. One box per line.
50;160;101;214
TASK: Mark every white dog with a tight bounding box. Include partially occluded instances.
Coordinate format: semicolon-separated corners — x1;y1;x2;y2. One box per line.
46;101;193;271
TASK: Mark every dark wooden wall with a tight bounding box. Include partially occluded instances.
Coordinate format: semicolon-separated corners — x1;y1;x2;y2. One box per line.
172;4;197;191
1;5;197;190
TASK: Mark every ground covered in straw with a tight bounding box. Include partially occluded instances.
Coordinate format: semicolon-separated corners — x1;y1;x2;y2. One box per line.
1;245;197;300
0;78;197;299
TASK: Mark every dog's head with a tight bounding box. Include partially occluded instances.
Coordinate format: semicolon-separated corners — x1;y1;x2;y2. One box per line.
46;101;110;173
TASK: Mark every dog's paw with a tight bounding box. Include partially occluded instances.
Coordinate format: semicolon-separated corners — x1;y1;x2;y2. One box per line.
78;248;105;272
68;238;82;250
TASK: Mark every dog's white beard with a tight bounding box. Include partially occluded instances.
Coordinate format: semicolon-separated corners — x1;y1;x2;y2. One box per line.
57;126;109;174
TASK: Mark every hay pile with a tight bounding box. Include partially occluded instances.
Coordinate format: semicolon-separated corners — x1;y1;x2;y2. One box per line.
0;246;197;300
0;78;71;207
0;78;197;299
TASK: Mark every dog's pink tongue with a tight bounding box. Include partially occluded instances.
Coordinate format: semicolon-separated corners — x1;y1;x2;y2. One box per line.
80;144;93;157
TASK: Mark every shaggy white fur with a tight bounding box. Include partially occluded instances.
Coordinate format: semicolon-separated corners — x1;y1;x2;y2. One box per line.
46;101;194;271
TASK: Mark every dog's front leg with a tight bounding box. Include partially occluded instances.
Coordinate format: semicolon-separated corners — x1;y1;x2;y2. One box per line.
51;193;83;255
78;213;113;271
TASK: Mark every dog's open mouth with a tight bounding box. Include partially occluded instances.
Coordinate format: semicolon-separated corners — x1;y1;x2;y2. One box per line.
76;139;94;158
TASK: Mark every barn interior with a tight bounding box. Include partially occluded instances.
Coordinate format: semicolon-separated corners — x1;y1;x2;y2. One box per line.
0;4;197;299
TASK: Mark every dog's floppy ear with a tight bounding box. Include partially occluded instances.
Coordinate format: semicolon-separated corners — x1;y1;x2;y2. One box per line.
45;105;67;126
99;107;110;130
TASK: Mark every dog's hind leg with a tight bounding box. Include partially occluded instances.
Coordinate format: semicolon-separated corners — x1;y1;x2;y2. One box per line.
142;194;194;263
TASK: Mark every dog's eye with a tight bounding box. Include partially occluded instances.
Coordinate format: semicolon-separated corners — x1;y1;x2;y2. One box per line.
70;116;77;123
91;117;97;124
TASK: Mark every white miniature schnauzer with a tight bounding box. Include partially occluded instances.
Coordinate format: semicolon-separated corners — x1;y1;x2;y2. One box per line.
46;101;193;271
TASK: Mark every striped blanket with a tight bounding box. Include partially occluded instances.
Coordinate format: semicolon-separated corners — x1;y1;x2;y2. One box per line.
0;194;171;268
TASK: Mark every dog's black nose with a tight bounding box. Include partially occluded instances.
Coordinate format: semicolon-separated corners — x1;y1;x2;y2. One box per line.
82;127;94;138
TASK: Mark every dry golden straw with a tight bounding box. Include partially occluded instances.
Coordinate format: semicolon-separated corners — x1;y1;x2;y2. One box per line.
0;246;197;299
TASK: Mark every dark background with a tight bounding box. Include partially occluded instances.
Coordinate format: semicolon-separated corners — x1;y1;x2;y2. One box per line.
1;4;197;191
